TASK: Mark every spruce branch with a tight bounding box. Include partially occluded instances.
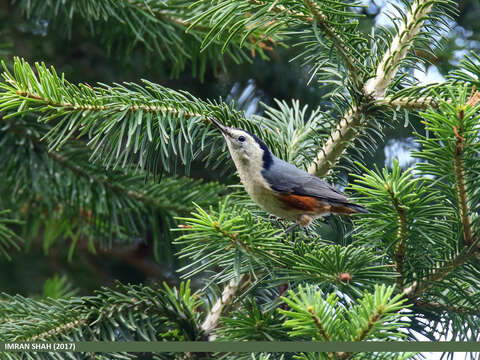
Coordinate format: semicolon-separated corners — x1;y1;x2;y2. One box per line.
338;287;408;360
307;307;332;342
375;95;442;110
302;0;362;88
308;0;438;176
201;275;246;340
46;150;216;215
278;244;394;296
13;0;264;77
0;58;258;172
404;88;480;299
216;298;286;341
280;287;338;341
175;199;290;339
0;210;22;261
447;51;480;87
390;190;408;289
174;199;288;278
414;300;480;315
0;282;202;342
307;107;363;176
280;284;408;345
2;117;225;253
402;248;476;298
453;107;474;246
351;161;453;292
364;0;436;98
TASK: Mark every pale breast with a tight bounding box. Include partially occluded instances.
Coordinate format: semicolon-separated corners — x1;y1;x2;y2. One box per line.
234;155;306;221
239;177;297;221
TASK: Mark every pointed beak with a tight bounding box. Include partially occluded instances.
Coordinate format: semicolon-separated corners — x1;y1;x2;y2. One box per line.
209;118;229;136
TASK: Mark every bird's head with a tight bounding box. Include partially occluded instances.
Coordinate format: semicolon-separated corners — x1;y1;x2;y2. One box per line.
210;118;272;170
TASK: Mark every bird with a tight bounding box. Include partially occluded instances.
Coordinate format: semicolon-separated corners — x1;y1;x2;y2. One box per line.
209;118;367;232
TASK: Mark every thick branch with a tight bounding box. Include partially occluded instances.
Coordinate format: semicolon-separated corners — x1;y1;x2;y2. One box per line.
200;275;246;340
364;0;434;98
376;95;442;110
307;107;362;176
308;0;435;176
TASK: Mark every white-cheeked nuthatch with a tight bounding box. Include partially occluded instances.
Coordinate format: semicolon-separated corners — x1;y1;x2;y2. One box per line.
210;118;367;231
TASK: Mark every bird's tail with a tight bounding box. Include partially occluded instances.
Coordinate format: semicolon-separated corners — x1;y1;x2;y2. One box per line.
345;203;368;214
331;202;368;215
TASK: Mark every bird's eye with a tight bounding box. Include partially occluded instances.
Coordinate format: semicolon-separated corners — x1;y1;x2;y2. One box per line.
238;136;246;142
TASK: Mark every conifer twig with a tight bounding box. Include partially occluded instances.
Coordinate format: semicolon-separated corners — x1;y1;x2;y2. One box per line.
307;107;362;176
14;89;204;119
414;300;480;315
402;249;477;298
453;108;474;246
302;0;361;88
376;95;444;110
47;152;189;213
392;199;408;288
249;0;362;84
338;307;384;360
364;0;435;98
404;97;480;298
308;0;435;176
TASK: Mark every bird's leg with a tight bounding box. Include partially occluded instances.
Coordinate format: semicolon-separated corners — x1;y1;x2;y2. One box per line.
298;215;313;227
284;215;313;234
284;222;299;234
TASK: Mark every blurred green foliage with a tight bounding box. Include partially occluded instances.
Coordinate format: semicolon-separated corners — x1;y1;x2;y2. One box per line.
0;0;478;300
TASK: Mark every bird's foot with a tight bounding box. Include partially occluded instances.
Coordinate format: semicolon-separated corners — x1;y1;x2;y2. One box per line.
284;222;299;234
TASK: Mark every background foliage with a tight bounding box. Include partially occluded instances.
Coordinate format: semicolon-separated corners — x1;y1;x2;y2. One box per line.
1;0;480;359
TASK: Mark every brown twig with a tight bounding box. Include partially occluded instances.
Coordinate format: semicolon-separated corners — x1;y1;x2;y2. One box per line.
392;200;408;288
338;308;383;360
403;243;477;298
453;109;474;246
414;300;480;315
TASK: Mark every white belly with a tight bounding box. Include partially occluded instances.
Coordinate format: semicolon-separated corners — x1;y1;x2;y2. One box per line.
240;179;299;221
233;157;322;222
252;185;296;220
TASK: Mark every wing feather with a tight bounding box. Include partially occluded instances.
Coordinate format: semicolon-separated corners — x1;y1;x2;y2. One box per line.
262;156;348;203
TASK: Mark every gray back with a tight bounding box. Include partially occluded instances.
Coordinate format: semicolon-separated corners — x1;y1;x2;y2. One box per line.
261;155;348;203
